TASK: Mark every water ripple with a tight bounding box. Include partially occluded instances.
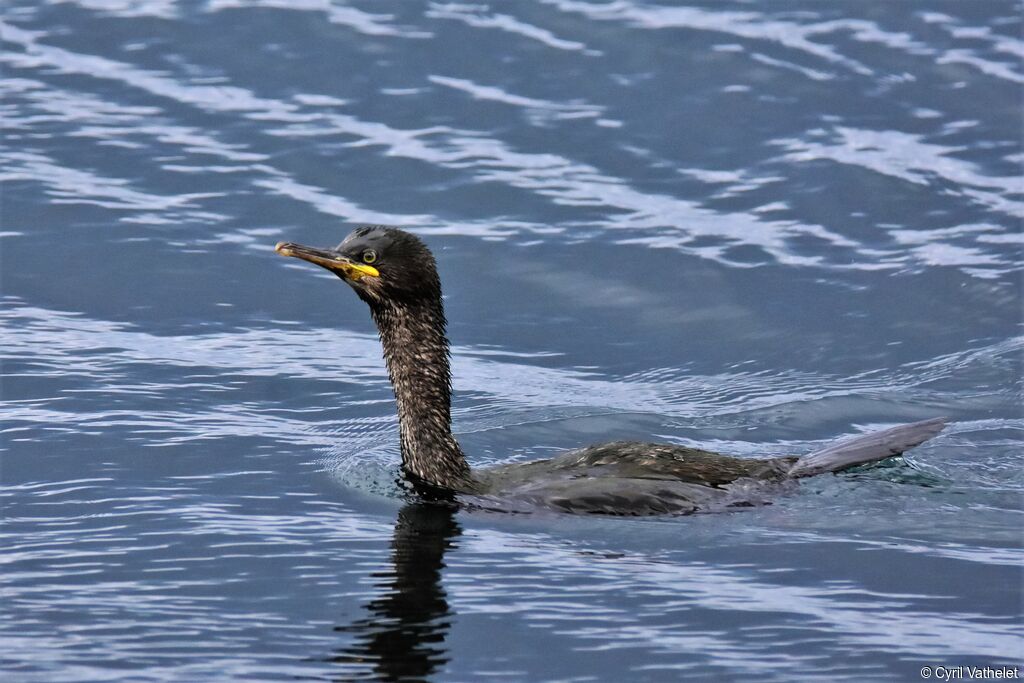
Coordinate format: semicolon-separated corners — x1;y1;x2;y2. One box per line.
2;12;1019;276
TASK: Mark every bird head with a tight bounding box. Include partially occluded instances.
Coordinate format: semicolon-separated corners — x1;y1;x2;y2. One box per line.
275;226;441;308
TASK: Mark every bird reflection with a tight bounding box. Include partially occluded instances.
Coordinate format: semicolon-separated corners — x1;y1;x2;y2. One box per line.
330;502;460;681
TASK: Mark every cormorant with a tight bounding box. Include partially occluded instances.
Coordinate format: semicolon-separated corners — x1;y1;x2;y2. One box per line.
275;226;945;515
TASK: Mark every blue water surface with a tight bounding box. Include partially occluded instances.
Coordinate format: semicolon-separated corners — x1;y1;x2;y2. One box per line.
1;1;1022;681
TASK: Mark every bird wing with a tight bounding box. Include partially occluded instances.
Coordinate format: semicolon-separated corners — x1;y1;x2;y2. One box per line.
542;441;796;487
473;442;800;515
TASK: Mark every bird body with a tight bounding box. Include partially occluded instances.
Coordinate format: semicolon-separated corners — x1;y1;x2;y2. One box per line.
469;442;797;515
276;226;945;516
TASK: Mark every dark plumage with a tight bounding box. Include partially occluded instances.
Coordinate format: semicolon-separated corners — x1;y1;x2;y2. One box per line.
275;226;946;515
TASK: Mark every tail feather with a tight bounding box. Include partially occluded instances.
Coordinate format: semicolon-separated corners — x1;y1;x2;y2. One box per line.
787;417;947;478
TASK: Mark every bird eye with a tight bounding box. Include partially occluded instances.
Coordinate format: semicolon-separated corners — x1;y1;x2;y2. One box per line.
362;250;377;264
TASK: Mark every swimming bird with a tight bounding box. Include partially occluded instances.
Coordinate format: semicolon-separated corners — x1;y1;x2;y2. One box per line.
275;226;946;515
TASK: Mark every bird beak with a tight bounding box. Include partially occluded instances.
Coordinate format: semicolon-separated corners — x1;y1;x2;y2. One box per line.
275;241;379;280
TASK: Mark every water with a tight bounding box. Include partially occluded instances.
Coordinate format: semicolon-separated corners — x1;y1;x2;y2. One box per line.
1;1;1021;680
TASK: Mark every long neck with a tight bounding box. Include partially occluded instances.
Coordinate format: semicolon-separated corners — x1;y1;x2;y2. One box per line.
370;299;474;491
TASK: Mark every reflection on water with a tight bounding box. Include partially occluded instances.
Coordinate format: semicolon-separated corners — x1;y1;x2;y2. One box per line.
330;504;459;682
